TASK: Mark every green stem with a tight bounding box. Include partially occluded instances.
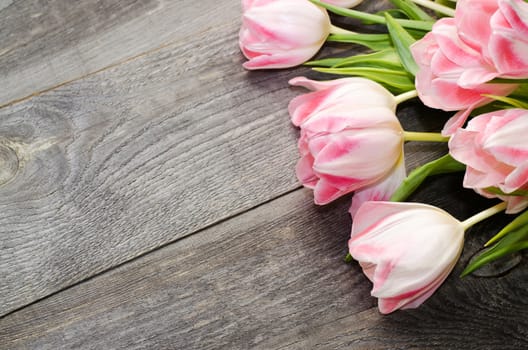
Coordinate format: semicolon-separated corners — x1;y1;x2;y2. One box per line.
394;89;418;104
310;0;433;31
329;24;356;35
408;0;456;17
461;202;507;231
403;131;450;142
490;78;528;84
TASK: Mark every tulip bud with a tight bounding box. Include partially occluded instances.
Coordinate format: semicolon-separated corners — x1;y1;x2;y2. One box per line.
239;0;331;70
349;201;465;314
449;108;528;213
288;77;405;207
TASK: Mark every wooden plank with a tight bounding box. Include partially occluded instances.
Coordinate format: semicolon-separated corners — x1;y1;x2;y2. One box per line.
1;188;526;349
0;0;240;106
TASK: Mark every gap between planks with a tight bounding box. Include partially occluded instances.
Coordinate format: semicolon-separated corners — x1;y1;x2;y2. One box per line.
0;185;303;320
0;26;226;110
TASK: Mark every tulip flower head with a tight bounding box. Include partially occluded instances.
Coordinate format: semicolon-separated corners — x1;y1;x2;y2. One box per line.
239;0;331;70
349;201;465;314
289;77;406;208
449;108;528;213
410;17;518;110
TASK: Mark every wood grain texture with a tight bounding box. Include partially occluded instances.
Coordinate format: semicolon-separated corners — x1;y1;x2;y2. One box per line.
0;19;309;315
0;0;446;317
0;188;526;350
0;0;239;105
3;0;526;348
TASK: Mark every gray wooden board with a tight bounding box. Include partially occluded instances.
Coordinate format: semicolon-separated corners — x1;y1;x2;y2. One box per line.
0;0;240;105
0;189;526;349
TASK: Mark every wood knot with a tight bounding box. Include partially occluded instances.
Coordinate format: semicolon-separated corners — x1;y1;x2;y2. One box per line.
0;142;19;186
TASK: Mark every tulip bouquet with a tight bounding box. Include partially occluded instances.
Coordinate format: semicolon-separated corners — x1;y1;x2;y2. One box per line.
239;0;528;313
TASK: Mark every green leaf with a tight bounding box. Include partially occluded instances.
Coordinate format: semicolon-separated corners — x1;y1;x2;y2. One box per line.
512;83;528;95
485;209;528;246
390;154;466;202
307;48;403;69
309;0;434;31
490;78;528;84
384;13;419;76
483;187;528;197
435;0;457;9
304;57;349;68
379;9;408;20
306;49;404;71
461;225;528;277
333;49;403;69
344;253;353;263
326;33;392;51
390;0;434;21
313;66;415;93
481;94;528;109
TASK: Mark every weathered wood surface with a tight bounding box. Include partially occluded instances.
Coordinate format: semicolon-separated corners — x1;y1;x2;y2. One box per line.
1;188;526;349
0;0;241;106
0;20;307;314
1;0;527;348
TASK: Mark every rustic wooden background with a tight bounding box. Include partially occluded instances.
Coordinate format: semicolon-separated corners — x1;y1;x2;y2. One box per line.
0;0;526;349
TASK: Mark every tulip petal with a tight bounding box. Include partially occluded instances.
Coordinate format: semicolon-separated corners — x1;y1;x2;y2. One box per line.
442;108;473;135
242;47;318;70
296;154;318;189
289;76;350;91
301;106;401;136
489;27;528;77
434;18;483;68
350;201;431;240
378;267;450;313
410;32;437;66
455;0;498;55
503;195;528;214
483;114;528;165
503;162;528;193
349;155;406;218
313;178;346;205
499;0;528;35
449;127;511;187
458;67;498;89
313;128;402;181
288;88;338;126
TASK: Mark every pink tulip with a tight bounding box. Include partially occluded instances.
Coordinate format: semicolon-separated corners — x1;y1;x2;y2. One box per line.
349;201;465;314
321;0;364;7
289;77;405;208
449;108;528;213
410;17;517;111
239;0;331;70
